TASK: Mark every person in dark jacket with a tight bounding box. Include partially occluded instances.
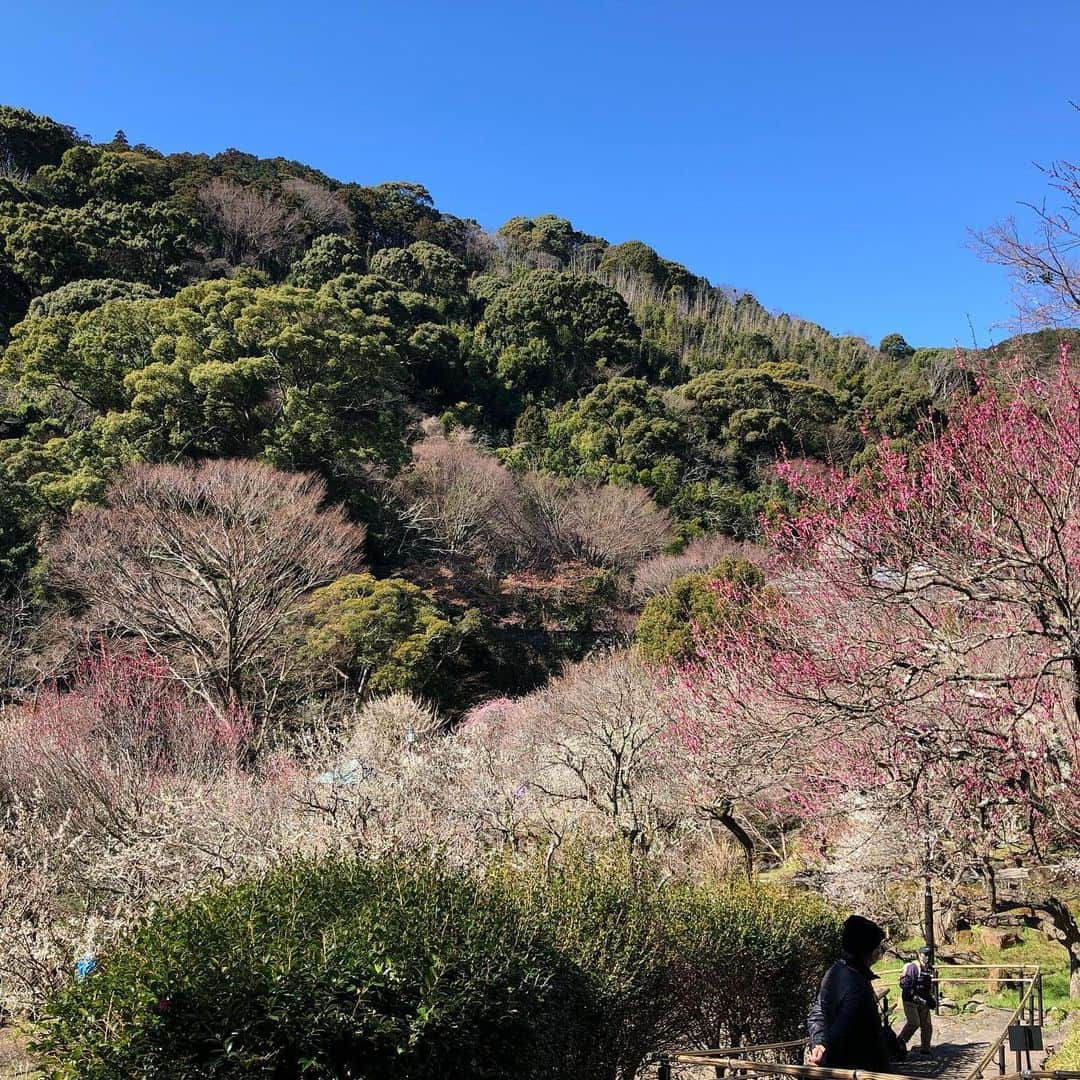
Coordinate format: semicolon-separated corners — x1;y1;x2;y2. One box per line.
898;946;936;1059
807;914;890;1072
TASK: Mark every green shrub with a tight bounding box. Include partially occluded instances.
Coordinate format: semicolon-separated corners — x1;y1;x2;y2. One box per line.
302;573;485;706
668;881;841;1050
1051;1021;1080;1069
35;857;589;1079
37;849;842;1077
491;847;680;1079
492;846;842;1076
635;556;765;663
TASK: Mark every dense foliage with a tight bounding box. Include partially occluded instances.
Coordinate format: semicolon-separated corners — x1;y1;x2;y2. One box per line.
0;103;1034;712
635;556;766;664
35;851;840;1079
302;572;485;703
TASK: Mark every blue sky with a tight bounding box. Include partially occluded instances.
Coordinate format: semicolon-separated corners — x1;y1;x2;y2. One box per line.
3;0;1076;347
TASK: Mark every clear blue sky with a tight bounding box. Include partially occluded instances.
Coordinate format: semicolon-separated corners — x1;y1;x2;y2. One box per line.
3;0;1076;347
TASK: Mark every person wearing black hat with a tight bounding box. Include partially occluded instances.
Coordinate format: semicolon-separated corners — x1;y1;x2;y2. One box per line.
807;914;891;1071
898;946;937;1059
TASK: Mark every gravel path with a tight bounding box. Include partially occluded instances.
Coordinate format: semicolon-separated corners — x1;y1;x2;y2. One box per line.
896;1006;1062;1080
663;1008;1065;1080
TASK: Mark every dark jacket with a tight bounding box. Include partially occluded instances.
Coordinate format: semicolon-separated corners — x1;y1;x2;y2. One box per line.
900;961;936;1007
807;955;889;1072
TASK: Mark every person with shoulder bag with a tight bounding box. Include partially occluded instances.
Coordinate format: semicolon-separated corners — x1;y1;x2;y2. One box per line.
898;945;937;1059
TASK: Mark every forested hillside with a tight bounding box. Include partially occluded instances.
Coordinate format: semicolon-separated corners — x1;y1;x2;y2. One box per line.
5;103;1080;1065
0;104;985;715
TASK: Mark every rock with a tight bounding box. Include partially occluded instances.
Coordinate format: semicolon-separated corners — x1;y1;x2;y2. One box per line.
977;927;1022;950
937;946;983;964
986;967;1025;993
965;1000;986;1013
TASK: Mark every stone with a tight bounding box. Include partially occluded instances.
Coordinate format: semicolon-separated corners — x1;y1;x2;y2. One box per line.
986;967;1025;993
977;927;1022;951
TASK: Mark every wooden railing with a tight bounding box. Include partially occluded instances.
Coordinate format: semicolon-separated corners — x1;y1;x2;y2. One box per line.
656;963;1075;1080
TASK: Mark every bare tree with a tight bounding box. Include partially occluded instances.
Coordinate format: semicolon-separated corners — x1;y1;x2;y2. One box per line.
392;424;523;565
0;582;38;702
48;460;365;725
559;482;673;570
976;112;1080;326
282;177;352;233
198;177;305;268
632;533;765;601
514;472;673;571
523;651;682;853
393;426;672;574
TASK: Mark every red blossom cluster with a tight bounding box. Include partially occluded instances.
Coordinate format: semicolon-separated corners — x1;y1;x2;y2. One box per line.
675;344;1080;882
0;645;250;808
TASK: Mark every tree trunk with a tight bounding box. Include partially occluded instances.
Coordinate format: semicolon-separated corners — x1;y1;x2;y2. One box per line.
707;802;754;881
991;895;1080;997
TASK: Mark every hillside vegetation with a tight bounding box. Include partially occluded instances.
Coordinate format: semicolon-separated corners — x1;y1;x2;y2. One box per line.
0;103;988;715
4;105;1080;1065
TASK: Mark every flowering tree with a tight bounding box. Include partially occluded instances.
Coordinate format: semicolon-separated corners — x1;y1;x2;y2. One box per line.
49;459;365;727
675;347;1080;992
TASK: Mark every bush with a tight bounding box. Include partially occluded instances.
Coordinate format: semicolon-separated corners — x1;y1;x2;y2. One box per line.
492;847;682;1079
302;572;485;705
668;880;841;1051
1051;1021;1080;1069
35;849;842;1077
35;856;590;1079
493;846;842;1077
635;557;766;664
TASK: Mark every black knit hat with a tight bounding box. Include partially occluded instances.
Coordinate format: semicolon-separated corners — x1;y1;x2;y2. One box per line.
841;914;886;956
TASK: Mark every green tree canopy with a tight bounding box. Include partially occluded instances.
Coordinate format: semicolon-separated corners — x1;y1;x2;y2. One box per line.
495;214;605;268
0;276;410;515
369;241;468;315
27;277;159;318
511;377;686;502
478;270;642;411
303;572;484;701
0;106;80;175
0;464;35;580
597;240;697;297
346;181;441;250
30;144;170;207
0;199;199;294
878;332;915;359
679;363;841;470
287;234;367;289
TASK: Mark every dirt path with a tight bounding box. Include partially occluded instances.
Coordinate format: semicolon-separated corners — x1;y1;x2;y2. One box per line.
665;1009;1065;1080
894;1007;1062;1080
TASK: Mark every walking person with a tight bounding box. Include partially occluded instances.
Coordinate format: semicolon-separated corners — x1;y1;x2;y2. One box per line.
898;946;937;1059
807;914;891;1071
